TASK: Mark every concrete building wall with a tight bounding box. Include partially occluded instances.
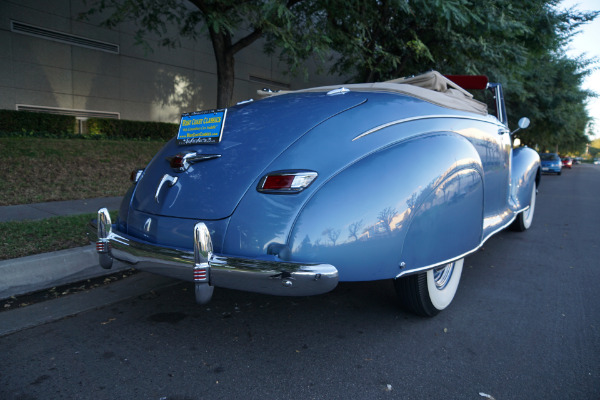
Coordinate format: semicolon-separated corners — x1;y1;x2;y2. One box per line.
0;0;341;124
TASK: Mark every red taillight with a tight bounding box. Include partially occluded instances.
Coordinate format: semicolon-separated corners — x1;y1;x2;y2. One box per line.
258;171;318;193
262;175;296;190
170;155;185;170
130;169;144;183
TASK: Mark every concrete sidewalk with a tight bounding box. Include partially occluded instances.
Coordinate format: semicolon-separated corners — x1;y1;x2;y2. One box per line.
0;196;182;336
0;196;124;300
0;196;123;223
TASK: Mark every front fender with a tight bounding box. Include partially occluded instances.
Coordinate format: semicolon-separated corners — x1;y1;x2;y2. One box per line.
288;132;484;281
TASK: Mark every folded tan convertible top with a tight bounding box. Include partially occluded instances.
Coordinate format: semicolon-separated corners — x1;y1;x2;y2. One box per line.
257;71;489;116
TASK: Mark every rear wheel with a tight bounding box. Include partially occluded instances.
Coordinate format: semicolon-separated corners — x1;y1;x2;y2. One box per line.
395;259;464;317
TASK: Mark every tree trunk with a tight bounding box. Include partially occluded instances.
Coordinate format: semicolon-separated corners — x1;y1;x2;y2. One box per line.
209;29;235;109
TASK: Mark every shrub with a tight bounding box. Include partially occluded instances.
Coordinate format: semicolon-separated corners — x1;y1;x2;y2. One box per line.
87;118;178;140
0;110;75;136
0;109;178;141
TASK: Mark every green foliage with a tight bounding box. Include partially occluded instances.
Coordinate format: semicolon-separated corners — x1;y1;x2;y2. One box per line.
80;0;598;152
87;118;178;140
589;138;600;157
0;110;75;137
323;0;597;153
505;54;594;153
0;110;178;141
0;137;165;206
0;211;117;260
323;0;520;82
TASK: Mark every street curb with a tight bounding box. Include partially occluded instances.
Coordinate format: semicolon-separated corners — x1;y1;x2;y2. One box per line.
0;245;130;300
0;272;180;337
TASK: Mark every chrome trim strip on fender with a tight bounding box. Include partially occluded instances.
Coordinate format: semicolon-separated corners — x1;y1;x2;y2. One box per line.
353;114;503;141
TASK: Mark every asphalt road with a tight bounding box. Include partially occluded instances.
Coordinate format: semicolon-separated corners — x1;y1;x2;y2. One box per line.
1;164;599;400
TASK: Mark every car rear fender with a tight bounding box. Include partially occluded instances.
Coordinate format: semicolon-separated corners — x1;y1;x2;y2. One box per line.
287;131;484;281
510;146;541;211
399;165;483;275
220;93;490;262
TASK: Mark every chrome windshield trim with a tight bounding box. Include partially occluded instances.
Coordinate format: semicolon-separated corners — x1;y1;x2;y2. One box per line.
353;114;502;141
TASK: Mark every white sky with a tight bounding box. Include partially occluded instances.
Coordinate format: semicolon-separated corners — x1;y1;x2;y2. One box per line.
561;0;600;139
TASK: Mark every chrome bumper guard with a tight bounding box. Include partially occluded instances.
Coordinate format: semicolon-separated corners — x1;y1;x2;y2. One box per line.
90;208;339;304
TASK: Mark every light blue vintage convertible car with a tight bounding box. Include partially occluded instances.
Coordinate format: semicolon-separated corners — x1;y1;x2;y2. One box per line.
90;71;540;317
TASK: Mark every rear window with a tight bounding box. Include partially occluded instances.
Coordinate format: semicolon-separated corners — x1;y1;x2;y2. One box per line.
540;154;558;161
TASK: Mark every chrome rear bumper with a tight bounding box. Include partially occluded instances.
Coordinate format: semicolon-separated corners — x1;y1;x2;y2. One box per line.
89;208;338;303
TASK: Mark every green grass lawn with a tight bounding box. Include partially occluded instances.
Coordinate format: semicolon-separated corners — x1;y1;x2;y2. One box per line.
0;211;117;261
0;137;164;259
0;137;164;206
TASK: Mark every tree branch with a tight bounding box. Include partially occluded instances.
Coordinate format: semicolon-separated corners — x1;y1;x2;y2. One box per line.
230;28;263;55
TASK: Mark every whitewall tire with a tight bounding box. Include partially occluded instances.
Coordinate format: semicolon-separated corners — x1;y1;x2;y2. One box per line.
395;258;464;317
512;183;536;232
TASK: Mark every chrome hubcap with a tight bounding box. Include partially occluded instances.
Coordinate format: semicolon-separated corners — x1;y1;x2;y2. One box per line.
433;262;455;290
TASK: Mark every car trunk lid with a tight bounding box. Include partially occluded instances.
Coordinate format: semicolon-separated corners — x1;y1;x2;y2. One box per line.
131;92;366;220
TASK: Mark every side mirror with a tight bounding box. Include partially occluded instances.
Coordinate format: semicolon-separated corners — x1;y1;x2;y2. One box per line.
510;117;530;136
518;117;530;129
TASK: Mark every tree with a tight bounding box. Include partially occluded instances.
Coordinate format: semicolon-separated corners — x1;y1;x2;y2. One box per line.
590;138;600;158
377;207;398;234
81;0;330;108
323;0;530;82
324;0;596;81
509;55;592;152
348;219;364;241
323;0;597;152
498;2;597;152
82;0;597;150
322;227;341;246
